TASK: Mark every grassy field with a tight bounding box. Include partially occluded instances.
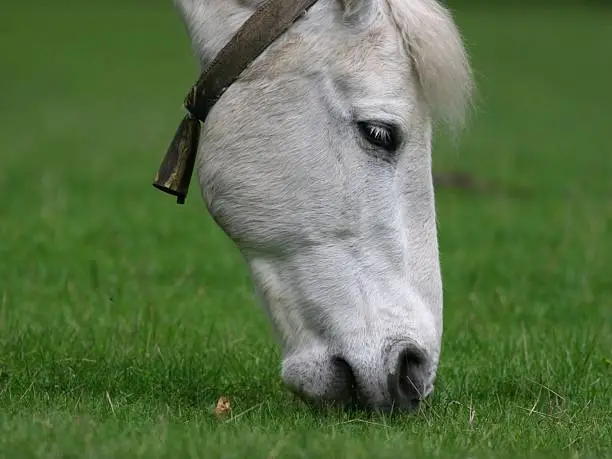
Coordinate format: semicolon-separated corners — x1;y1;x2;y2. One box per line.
1;1;611;457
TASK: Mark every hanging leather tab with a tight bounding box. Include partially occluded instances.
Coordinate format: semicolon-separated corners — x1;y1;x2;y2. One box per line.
153;114;201;204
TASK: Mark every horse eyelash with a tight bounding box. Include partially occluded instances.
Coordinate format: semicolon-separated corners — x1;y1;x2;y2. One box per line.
357;121;400;152
367;125;391;143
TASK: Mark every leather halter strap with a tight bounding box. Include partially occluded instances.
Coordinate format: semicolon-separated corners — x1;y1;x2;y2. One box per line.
153;0;321;204
186;0;321;121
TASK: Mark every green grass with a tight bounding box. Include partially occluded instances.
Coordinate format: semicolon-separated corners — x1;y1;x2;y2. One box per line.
1;2;611;457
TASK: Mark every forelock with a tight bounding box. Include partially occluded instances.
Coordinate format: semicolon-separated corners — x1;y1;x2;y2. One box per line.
384;0;474;134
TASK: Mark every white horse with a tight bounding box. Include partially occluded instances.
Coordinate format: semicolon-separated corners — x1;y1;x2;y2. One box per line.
171;0;473;412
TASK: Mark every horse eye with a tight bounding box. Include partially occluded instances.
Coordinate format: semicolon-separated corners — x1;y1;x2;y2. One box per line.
357;121;400;152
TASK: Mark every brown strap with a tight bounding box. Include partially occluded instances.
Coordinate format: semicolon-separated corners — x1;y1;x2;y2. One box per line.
185;0;320;121
153;0;321;204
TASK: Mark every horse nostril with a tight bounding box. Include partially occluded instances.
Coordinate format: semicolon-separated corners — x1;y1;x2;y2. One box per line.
330;356;358;403
389;345;428;409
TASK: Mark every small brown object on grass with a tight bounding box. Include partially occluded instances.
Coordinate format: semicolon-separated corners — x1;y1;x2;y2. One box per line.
215;396;232;418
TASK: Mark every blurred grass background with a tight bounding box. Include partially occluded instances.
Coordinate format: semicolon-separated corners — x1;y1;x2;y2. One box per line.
0;1;611;457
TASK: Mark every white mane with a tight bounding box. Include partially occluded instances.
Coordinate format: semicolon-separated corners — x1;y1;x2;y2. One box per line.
386;0;474;132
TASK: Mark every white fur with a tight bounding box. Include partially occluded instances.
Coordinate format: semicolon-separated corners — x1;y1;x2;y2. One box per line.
171;0;473;410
